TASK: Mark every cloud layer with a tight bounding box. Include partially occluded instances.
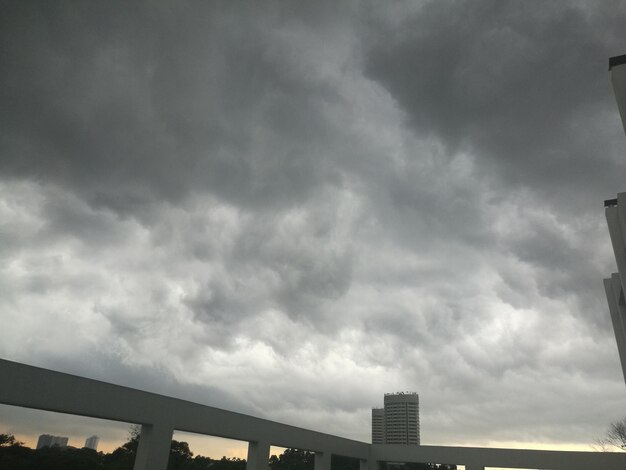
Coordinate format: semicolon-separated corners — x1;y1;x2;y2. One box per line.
2;0;626;449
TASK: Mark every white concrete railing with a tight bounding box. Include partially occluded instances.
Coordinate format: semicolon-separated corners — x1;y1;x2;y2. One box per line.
0;358;367;470
372;444;626;470
2;358;626;470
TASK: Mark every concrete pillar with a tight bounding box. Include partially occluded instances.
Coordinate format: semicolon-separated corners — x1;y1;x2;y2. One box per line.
247;440;270;470
364;458;378;470
314;451;331;470
133;423;173;470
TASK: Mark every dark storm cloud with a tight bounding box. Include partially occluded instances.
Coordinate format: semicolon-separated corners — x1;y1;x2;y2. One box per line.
365;0;626;207
1;0;626;452
0;1;343;214
363;0;626;336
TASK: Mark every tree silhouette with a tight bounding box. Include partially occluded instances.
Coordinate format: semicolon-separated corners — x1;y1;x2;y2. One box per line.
0;433;23;447
601;417;626;450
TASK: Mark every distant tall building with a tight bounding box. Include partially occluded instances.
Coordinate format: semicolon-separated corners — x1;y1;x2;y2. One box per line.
384;392;420;445
36;434;69;449
371;392;420;445
372;408;385;444
84;435;99;451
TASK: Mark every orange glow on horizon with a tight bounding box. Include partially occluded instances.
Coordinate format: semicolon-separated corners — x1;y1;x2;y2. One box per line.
4;429;620;462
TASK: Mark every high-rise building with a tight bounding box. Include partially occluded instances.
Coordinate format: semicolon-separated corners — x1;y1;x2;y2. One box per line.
36;434;53;449
84;435;99;451
371;392;420;445
36;434;69;449
372;408;385;444
384;392;420;445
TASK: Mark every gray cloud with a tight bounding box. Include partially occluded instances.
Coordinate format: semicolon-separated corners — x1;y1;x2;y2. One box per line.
1;0;626;453
365;1;626;209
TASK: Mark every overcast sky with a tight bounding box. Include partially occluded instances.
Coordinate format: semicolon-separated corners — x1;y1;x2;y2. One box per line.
2;0;626;457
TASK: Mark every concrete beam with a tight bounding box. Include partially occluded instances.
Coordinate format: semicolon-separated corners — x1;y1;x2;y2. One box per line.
370;444;626;470
0;358;369;459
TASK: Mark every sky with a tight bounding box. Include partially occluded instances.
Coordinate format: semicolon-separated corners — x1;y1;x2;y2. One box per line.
2;0;626;461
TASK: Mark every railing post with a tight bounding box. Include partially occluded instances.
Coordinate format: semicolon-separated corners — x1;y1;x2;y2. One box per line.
314;451;331;470
133;423;173;470
247;440;270;470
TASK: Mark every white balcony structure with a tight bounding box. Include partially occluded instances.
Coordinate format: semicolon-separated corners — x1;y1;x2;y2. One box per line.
604;54;626;387
3;55;626;470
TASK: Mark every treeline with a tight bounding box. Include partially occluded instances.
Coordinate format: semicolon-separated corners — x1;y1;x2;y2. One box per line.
0;433;454;470
0;432;246;470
